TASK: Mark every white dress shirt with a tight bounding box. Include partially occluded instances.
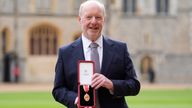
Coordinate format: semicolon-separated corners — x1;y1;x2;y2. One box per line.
82;34;103;68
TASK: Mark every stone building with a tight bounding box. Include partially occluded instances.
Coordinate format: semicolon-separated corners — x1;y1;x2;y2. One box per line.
0;0;192;84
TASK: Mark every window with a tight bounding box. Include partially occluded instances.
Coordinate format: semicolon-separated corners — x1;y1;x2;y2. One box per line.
30;24;58;55
1;29;7;55
122;0;137;14
36;0;51;13
156;0;169;14
74;0;86;14
0;0;14;13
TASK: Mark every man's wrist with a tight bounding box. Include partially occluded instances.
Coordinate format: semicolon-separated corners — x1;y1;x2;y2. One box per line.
105;78;114;91
107;79;114;94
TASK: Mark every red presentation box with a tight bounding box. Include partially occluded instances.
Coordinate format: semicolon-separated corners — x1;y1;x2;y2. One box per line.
78;60;95;107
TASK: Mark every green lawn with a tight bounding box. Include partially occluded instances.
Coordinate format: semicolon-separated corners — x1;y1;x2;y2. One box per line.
127;89;192;108
0;89;192;108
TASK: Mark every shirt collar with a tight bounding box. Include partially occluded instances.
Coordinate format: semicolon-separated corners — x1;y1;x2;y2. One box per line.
82;34;103;49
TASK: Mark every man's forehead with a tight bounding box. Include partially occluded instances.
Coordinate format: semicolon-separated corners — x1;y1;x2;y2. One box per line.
81;2;104;16
83;1;102;10
83;0;102;6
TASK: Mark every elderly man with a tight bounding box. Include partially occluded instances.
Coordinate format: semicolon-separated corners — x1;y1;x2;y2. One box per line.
52;0;140;108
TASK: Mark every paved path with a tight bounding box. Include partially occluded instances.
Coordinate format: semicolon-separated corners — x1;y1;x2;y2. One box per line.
141;83;192;90
0;83;192;92
0;83;52;92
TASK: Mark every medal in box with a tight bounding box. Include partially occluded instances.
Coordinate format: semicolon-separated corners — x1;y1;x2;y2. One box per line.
78;61;95;107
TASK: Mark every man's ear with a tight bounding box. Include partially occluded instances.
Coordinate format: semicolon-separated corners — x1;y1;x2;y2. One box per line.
78;16;81;23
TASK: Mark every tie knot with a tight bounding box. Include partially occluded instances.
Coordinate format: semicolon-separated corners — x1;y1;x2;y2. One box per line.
89;42;99;48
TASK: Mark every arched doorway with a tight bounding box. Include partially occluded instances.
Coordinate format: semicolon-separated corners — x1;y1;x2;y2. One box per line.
1;29;7;55
1;28;11;82
140;56;155;83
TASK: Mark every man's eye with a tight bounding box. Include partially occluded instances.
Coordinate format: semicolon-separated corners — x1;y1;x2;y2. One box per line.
86;16;92;20
96;17;102;20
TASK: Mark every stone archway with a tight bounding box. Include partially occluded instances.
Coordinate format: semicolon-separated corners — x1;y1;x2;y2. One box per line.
140;56;155;83
1;28;8;55
1;28;11;82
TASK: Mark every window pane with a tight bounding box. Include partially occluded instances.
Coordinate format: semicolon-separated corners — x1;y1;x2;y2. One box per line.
156;0;169;14
36;0;51;13
165;0;169;13
132;0;136;12
156;0;161;13
0;0;14;13
74;0;85;14
30;25;58;55
53;32;57;55
122;0;128;13
2;29;7;54
122;0;137;14
30;34;34;55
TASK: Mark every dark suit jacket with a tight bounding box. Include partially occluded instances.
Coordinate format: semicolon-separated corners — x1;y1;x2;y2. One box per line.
52;37;140;108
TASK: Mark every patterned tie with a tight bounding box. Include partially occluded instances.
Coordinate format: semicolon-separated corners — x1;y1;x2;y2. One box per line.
89;42;100;108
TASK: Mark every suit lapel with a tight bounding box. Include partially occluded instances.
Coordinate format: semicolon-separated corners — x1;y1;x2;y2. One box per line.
71;37;85;61
101;38;114;76
71;37;114;76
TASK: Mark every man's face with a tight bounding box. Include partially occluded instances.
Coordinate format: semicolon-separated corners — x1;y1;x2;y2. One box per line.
79;4;105;41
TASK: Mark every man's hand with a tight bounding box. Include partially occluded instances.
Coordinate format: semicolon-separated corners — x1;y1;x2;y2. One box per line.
91;73;114;90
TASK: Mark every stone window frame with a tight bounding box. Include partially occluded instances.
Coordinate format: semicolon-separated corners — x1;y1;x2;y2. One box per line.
156;0;169;15
30;24;57;55
122;0;137;14
35;0;53;14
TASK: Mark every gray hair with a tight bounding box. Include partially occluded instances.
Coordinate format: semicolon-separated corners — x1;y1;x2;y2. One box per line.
79;0;106;17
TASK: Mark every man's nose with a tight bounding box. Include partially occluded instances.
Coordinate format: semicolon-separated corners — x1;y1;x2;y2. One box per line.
90;17;97;23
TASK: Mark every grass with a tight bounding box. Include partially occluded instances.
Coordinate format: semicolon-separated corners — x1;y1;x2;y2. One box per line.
0;89;192;108
127;89;192;108
0;92;63;108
